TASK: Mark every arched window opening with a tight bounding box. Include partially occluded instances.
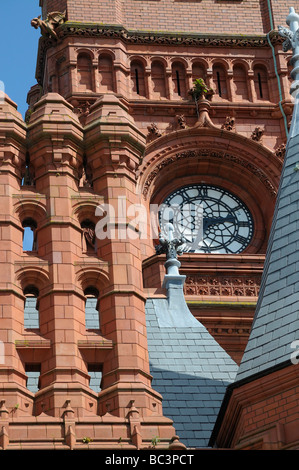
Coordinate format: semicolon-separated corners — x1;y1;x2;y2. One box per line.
25;364;41;393
81;219;96;253
254;65;269;101
21;154;35;187
192;63;206;83
130;60;146;97
77;53;93;92
84;287;100;330
24;286;39;329
172;62;187;99
88;363;103;393
233;64;249;101
98;54;114;93
213;64;228;99
151;61;167;99
22;218;37;252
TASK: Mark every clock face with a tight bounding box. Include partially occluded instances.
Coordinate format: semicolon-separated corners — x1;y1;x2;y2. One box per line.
159;184;254;254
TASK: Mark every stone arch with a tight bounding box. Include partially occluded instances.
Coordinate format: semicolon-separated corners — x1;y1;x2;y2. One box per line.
130;58;147;98
232;62;249;101
212;61;229;100
98;52;115;93
77;52;93;92
137;127;282;254
151;59;167;99
15;265;50;295
171;60;188;99
252;62;270;101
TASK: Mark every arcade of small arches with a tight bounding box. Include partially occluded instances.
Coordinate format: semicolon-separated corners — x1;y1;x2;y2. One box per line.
50;48;279;103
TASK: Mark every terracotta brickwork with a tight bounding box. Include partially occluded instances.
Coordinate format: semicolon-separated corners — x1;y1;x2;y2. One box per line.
41;0;273;34
213;365;299;449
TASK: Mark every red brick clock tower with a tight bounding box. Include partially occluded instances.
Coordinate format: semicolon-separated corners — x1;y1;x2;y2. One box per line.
0;0;294;450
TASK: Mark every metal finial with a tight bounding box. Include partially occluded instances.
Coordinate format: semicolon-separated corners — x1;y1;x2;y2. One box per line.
155;223;186;260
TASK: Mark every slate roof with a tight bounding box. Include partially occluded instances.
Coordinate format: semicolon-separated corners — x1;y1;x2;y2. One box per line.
236;101;299;381
145;297;238;448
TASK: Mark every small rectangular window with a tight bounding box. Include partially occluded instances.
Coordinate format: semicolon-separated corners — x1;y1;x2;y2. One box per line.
24;296;39;329
85;297;100;329
26;364;41;393
88;364;102;393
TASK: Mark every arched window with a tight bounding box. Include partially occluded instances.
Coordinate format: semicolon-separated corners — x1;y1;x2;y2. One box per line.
99;54;114;92
172;62;187;99
81;219;96;253
213;64;228;99
22;218;37;252
192;62;206;83
130;60;146;97
254;65;269;101
233;64;249;101
84;287;100;329
77;53;93;92
151;61;167;99
24;286;39;329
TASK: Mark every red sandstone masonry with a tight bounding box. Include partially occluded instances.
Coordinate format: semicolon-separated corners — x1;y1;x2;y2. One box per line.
41;0;269;34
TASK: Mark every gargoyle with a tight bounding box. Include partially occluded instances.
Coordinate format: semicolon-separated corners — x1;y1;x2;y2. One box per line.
31;11;66;41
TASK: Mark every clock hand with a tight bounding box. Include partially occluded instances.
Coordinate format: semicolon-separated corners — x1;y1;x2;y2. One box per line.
203;215;236;231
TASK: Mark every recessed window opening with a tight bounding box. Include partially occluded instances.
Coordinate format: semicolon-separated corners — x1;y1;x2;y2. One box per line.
257;72;263;99
22;218;37;251
25;364;41;393
24;286;39;329
135;68;140;95
216;71;222;97
88;363;103;393
176;70;181;96
84;287;100;329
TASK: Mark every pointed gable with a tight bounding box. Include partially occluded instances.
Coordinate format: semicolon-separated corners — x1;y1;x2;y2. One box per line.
236;8;299;382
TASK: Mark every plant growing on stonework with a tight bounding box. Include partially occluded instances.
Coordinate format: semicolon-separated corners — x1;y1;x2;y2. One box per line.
189;78;214;120
189;78;214;101
151;436;160;448
82;436;93;444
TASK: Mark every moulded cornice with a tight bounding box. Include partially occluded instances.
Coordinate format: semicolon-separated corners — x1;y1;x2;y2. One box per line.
35;24;284;85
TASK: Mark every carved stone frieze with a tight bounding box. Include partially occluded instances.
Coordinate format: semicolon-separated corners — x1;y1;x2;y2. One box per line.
184;274;261;297
142;149;277;198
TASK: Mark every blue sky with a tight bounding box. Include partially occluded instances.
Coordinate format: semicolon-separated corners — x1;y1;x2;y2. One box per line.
0;1;41;118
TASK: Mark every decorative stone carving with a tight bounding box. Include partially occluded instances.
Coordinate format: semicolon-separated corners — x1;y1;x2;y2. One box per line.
274;143;286;160
31;11;66;40
251;127;264;142
176;114;187;129
147;123;162;143
221;116;235;131
183;274;261;297
142;149;277;198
